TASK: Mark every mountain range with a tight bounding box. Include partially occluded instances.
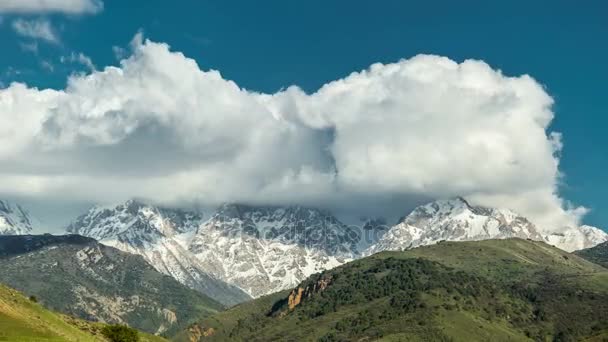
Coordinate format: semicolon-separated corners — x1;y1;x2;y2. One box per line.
2;197;607;308
65;197;608;300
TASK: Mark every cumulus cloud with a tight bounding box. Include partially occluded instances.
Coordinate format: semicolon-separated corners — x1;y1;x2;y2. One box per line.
12;18;59;44
0;0;102;14
0;36;585;231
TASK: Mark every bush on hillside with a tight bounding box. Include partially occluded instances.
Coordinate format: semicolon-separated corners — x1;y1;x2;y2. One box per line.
101;324;139;342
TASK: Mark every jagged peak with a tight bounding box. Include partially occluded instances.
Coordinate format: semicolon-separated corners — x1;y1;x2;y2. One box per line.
0;200;38;235
213;203;334;221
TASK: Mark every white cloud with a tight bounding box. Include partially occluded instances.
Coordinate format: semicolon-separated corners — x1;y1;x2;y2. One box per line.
61;52;96;71
12;18;59;44
0;36;586;231
0;0;102;14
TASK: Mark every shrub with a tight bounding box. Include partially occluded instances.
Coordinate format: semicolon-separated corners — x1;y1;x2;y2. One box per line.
101;324;139;342
28;295;37;303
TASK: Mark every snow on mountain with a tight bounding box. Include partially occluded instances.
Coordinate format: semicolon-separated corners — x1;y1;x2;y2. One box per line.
68;201;362;299
67;197;607;302
366;197;546;255
545;225;608;252
0;200;39;235
67;200;251;306
187;204;361;297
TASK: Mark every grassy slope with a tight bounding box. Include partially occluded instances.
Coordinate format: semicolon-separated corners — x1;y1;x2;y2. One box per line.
0;235;222;336
576;241;608;268
178;238;608;342
0;283;166;342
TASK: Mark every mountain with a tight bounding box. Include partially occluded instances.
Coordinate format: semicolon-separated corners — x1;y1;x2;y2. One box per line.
67;198;607;303
176;238;608;342
545;225;608;252
187;204;361;297
0;282;166;342
68;201;361;300
0;234;222;336
366;197;608;254
575;240;608;268
0;199;39;235
366;197;546;255
66;200;251;306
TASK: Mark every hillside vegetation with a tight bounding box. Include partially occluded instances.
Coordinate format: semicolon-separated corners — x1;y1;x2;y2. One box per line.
0;283;166;341
576;241;608;268
176;238;608;342
0;234;222;336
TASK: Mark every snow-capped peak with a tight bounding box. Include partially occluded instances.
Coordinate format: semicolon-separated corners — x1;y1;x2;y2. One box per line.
545;225;608;252
67;199;203;242
186;203;361;297
0;200;39;235
366;197;545;255
67;200;250;306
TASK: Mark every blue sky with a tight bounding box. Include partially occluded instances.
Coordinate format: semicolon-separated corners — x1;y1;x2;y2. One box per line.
0;0;606;230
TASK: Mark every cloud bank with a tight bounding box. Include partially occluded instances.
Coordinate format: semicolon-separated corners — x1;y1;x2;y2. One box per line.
0;0;102;14
0;36;584;230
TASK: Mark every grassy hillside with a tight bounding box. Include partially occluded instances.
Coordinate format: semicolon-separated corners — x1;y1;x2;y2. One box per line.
576;241;608;268
0;234;222;336
177;238;608;342
0;283;166;341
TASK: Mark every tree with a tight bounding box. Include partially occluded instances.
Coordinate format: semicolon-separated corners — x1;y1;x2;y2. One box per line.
101;324;139;342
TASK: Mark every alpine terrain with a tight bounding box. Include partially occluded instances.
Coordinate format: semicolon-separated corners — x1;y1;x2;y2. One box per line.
176;238;608;342
0;282;166;342
187;204;361;298
66;197;608;302
0;234;222;336
575;240;608;268
0;200;39;235
367;197;608;254
66;200;251;306
68;201;362;299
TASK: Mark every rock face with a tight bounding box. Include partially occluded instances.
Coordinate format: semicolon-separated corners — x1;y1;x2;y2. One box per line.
0;200;39;235
68;201;360;299
0;234;222;335
66;200;251;306
187;204;359;298
286;275;332;311
366;197;546;255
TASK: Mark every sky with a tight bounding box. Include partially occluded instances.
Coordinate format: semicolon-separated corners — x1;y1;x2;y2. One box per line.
0;0;606;231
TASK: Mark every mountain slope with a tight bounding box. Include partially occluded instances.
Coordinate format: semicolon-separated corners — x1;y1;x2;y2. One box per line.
545;225;608;252
187;204;360;297
178;239;608;342
67;198;607;303
366;198;546;255
67;200;251;306
367;198;608;254
0;200;39;235
0;234;222;336
0;282;166;342
68;201;362;299
575;241;608;268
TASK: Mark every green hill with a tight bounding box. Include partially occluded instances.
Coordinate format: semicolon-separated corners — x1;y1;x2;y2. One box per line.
0;283;166;341
176;238;608;342
576;241;608;268
0;234;222;336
